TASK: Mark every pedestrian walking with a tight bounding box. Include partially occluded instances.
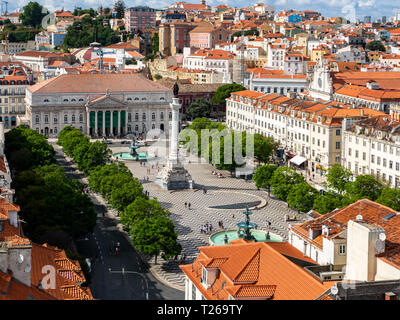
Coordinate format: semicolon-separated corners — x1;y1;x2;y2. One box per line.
209;224;213;233
232;213;235;219
184;202;187;208
188;203;191;210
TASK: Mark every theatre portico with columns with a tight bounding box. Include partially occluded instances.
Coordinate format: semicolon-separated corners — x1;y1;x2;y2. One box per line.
25;73;174;138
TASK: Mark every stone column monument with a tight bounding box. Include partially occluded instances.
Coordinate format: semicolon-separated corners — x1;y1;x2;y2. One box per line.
156;82;194;190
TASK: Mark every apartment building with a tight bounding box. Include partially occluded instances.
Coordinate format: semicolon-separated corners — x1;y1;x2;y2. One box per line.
124;6;157;32
289;199;400;283
226;90;384;175
0;62;34;129
343;115;400;187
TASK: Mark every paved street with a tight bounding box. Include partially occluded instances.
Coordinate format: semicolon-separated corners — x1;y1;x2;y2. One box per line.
109;140;309;290
52;141;184;300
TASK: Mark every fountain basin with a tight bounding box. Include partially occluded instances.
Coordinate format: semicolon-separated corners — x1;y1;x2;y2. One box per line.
209;229;282;246
113;152;156;161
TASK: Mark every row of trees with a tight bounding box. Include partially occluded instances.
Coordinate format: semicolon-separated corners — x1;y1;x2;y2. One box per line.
253;163;400;214
181;118;277;173
5;126;96;246
58;127;182;263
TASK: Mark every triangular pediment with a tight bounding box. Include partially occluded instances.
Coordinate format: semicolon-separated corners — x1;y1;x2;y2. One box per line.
87;95;127;107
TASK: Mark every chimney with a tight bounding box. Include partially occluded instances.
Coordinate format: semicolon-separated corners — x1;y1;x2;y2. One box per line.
345;219;385;282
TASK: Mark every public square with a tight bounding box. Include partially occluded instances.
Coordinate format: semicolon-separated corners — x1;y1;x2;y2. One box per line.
109;140;309;290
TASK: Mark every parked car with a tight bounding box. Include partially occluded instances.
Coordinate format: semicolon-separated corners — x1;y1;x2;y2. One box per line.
104;140;113;144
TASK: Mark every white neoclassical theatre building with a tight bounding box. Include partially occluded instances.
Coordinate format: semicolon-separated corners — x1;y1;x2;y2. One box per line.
25;73;174;137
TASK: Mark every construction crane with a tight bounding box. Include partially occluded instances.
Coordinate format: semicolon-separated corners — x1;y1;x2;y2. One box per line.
0;30;40;54
2;1;8;15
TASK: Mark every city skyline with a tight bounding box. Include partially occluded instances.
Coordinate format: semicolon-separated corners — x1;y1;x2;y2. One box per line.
9;0;400;22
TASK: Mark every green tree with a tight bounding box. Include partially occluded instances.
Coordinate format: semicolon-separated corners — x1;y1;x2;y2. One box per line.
366;40;386;52
121;197;169;231
186;99;212;119
253;134;274;165
252;164;277;195
130;215;181;264
109;179;145;214
344;174;383;203
208;130;245;174
325;164;353;194
287;182;318;213
376;188;400;211
270;167;305;201
152;32;159;54
114;0;126;19
313;191;344;214
20;2;46;28
211;83;246;106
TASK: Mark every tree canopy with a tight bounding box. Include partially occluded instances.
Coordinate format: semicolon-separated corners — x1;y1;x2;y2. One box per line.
270;167;305;201
63;15;120;48
253;164;277;193
186;99;212;119
20;2;46;28
211;83;246;106
366;40;386;52
287;182;318;213
114;0;126;19
325;164;353;194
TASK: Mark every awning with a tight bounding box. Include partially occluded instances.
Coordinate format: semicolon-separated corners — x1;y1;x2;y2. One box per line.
289;155;307;166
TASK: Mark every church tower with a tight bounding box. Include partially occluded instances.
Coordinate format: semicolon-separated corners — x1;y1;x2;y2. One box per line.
308;59;333;101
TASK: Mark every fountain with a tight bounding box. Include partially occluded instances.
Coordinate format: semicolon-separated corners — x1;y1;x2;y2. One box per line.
209;207;282;245
112;135;155;161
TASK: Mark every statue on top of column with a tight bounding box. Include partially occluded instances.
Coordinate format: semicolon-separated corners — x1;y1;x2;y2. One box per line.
173;81;179;98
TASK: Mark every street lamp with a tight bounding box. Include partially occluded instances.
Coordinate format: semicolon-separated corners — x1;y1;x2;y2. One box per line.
108;268;149;300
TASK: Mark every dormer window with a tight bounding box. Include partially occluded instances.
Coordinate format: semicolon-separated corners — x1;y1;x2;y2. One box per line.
127;97;132;101
134;97;139;101
44;99;49;102
202;267;208;286
63;99;68;102
79;98;84;102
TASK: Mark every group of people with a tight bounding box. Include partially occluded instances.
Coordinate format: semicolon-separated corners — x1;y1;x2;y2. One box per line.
184;202;192;210
218;220;225;230
211;170;223;178
200;222;213;234
142;176;150;182
144;190;150;197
